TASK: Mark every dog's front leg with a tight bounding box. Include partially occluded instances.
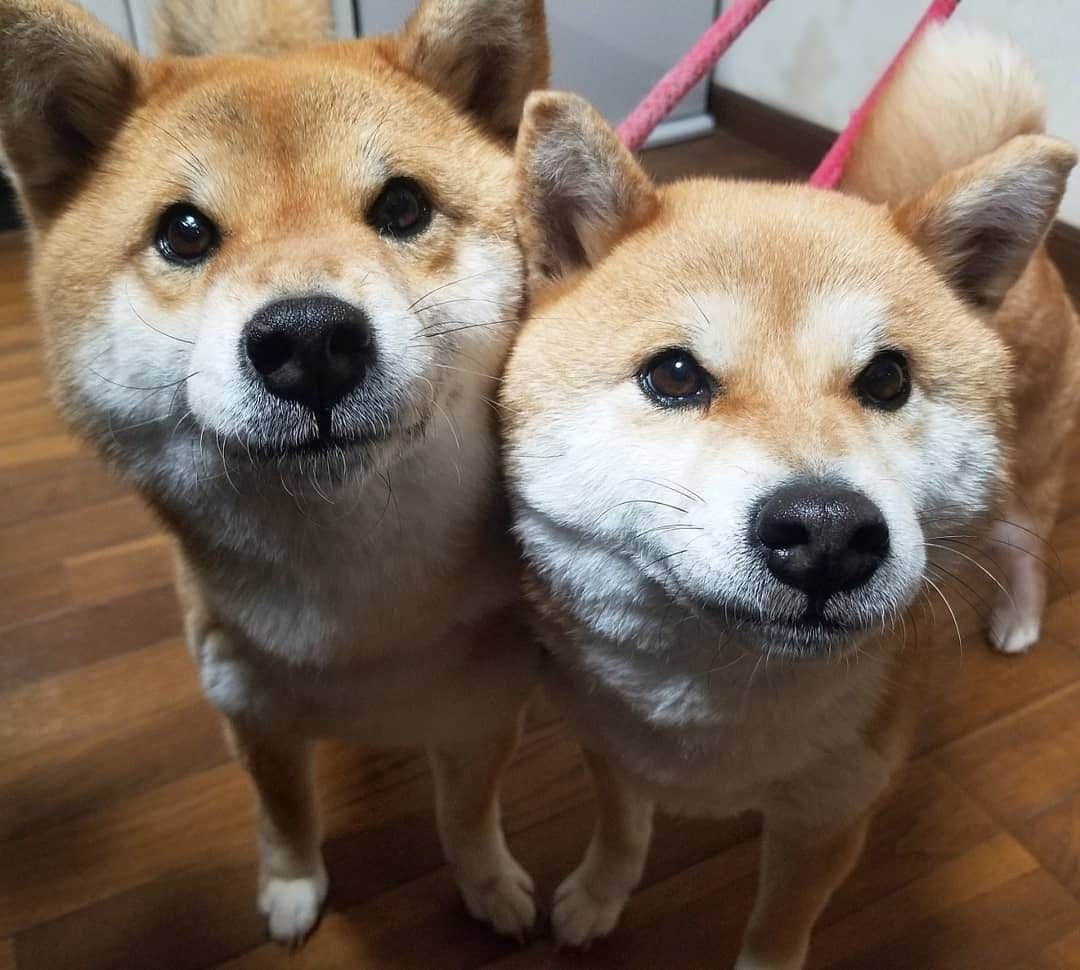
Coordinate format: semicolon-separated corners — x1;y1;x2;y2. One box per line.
177;563;327;944
735;812;869;970
988;493;1055;654
551;748;654;948
429;715;536;940
224;720;326;945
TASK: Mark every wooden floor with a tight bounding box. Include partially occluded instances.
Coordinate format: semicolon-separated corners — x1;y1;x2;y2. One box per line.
3;130;1080;970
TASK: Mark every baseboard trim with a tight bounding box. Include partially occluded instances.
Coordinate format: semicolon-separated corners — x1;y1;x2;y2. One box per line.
709;82;1080;301
710;85;833;175
643;113;717;150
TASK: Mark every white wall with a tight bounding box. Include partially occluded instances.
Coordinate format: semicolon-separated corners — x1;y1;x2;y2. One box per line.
714;0;1080;224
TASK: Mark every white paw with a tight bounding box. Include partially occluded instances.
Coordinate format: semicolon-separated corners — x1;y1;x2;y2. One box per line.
988;605;1041;655
258;868;328;944
457;852;536;941
551;869;627;948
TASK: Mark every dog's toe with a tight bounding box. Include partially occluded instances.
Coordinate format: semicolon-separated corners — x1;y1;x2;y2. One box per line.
258;870;328;945
459;854;536;941
988;605;1041;655
551;870;626;948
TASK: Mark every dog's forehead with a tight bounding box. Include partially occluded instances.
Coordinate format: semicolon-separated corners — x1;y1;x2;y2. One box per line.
668;286;891;379
120;56;512;233
148;62;397;163
593;183;916;374
647;179;904;292
142;50;498;178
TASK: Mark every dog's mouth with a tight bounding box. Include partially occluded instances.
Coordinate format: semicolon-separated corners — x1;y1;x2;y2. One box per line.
236;404;433;466
700;600;866;657
255;430;366;459
748;613;856;654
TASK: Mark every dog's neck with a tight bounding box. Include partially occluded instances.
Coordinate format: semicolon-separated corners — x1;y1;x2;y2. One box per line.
109;393;515;664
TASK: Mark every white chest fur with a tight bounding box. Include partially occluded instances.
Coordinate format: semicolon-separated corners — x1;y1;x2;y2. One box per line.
548;627;895;825
202;401;512;655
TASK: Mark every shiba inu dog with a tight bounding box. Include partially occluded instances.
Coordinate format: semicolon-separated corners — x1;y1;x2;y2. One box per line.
0;0;548;944
840;24;1080;656
501;26;1075;969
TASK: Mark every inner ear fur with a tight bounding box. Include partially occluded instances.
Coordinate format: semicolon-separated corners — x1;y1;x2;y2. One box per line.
0;0;143;226
515;91;658;285
893;134;1077;311
393;0;549;138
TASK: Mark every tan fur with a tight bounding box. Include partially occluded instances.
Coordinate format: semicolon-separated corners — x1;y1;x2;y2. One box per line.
155;0;331;56
842;21;1080;653
501;72;1075;968
0;0;549;946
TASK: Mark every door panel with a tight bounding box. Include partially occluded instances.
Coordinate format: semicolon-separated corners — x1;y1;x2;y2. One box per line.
73;0;134;44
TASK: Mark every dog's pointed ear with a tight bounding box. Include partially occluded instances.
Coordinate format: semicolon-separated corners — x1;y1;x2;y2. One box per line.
893;134;1076;312
0;0;143;227
515;91;658;285
394;0;549;137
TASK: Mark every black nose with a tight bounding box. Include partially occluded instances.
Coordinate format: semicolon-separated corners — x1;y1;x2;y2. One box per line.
755;480;890;603
244;296;371;410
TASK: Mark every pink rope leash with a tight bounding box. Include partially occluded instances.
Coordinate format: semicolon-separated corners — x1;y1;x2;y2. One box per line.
616;0;961;188
616;0;773;152
809;0;961;188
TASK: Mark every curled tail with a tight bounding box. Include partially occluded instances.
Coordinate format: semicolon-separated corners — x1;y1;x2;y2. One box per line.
840;21;1046;203
155;0;332;56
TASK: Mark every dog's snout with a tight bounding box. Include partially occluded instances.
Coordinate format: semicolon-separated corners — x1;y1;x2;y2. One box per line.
755;480;890;602
244;296;371;410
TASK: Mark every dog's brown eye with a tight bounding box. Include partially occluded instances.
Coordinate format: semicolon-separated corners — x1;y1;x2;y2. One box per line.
156;204;218;264
641;349;711;407
856;351;910;410
368;178;432;239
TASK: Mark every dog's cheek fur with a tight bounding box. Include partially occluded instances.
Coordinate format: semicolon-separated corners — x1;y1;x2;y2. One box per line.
32;220;151;439
507;383;781;648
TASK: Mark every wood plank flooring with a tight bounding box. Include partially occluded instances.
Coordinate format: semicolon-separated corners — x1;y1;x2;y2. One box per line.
3;130;1080;969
